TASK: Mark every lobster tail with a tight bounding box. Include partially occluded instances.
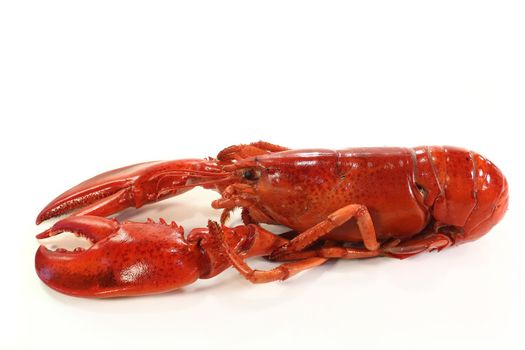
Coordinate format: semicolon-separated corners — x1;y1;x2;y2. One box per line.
414;146;508;244
461;152;508;243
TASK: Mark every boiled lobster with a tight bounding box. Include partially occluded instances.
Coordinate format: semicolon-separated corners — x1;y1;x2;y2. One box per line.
35;142;508;297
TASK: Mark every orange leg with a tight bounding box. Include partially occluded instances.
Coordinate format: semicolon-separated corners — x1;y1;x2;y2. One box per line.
270;204;380;261
212;223;326;283
274;232;454;262
226;254;328;283
382;233;452;259
221;240;381;284
215;204;380;284
270;244;382;261
235;233;452;283
219;234;452;284
216;205;452;284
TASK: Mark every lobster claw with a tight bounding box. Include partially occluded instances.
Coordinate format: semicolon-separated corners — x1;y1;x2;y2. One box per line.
35;216;203;297
36;159;228;224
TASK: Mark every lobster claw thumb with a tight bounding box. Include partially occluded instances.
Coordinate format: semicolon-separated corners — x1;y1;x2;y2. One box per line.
35;215;120;241
35;216;202;298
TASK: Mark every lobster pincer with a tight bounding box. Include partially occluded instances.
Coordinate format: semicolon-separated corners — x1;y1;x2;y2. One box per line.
36;142;288;226
35;159;230;224
35;215;296;297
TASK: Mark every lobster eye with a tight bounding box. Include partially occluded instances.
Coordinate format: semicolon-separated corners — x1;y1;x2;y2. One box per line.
243;168;261;181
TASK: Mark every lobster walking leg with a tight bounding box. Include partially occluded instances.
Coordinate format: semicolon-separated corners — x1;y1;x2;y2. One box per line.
228;255;327;283
272;233;452;261
218;236;379;283
220;233;451;285
383;232;452;259
270;232;449;260
215;204;382;284
219;237;328;283
270;244;382;261
218;204;449;284
270;204;380;260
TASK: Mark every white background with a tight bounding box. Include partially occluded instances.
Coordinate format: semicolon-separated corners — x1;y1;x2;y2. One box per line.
1;1;524;349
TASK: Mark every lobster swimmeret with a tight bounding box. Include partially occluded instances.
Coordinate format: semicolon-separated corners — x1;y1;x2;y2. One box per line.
35;142;508;298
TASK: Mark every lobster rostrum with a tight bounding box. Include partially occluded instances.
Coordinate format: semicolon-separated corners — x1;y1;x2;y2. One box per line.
35;142;508;297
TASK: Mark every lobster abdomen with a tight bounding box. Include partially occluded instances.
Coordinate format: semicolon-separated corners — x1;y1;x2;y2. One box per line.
413;146;508;244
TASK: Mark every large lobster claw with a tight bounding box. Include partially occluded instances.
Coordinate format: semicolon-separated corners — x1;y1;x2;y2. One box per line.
36;215;289;297
35;216;204;297
36;159;229;224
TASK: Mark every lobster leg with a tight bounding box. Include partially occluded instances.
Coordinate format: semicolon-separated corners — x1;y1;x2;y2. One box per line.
218;239;377;284
228;255;327;283
269;244;382;261
272;231;453;262
382;232;453;259
270;204;380;261
221;233;451;285
271;232;452;262
212;220;326;283
217;204;386;284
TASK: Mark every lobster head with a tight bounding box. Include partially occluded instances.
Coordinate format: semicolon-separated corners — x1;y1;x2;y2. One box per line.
212;149;341;230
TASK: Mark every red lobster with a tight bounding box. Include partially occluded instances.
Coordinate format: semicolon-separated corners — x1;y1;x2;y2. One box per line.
35;142;508;297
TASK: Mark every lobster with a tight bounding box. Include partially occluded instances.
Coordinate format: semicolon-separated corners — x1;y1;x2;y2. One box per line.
35;142;509;297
